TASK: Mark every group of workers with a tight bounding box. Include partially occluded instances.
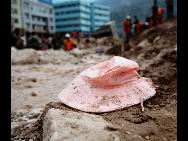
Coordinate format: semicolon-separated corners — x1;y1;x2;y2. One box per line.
123;0;174;40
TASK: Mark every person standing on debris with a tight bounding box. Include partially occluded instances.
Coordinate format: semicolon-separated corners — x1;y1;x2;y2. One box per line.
123;15;131;41
166;0;173;20
157;8;165;25
133;15;139;35
152;0;158;27
63;33;76;51
136;22;149;35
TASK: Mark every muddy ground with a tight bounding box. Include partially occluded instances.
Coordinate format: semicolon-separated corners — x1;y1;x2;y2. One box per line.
11;18;177;141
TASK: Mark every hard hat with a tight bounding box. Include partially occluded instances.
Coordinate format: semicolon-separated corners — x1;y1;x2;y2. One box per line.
126;15;131;19
65;33;70;38
145;22;149;26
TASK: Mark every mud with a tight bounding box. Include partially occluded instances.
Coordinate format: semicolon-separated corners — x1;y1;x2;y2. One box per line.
12;18;177;141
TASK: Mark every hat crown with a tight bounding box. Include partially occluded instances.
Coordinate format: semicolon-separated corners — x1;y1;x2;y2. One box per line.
81;56;140;87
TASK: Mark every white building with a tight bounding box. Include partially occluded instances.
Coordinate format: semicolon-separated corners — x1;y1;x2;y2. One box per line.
21;0;56;33
11;0;23;32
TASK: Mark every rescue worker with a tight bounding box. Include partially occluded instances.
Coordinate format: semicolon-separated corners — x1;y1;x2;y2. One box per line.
133;15;139;35
63;33;76;51
150;8;165;27
166;0;173;20
123;15;131;40
136;22;149;35
157;8;165;25
151;0;158;27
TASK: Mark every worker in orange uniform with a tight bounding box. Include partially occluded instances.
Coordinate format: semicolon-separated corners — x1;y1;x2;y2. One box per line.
63;33;76;51
157;8;165;25
123;15;131;40
150;8;165;27
136;22;149;35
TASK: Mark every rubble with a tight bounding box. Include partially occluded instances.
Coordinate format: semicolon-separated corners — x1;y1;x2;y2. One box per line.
11;18;177;140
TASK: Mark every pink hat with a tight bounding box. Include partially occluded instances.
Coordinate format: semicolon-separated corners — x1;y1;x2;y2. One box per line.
58;56;156;113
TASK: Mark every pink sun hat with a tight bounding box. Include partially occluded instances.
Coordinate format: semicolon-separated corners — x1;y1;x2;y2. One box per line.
58;56;156;113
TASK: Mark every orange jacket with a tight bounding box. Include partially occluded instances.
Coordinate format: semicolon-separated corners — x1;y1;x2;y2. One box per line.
63;38;75;51
157;8;165;24
150;8;165;27
136;22;146;35
123;19;131;37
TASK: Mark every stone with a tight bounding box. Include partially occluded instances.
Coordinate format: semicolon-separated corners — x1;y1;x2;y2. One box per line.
43;108;120;141
145;135;150;140
23;104;33;110
153;36;160;43
11;49;39;65
11;122;27;138
30;91;39;96
27;108;44;119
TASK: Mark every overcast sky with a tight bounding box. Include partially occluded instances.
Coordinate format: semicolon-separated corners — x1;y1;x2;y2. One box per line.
52;0;97;4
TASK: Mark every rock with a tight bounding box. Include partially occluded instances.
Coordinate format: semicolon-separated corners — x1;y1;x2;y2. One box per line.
43;108;120;141
23;104;33;110
153;36;160;43
27;108;44;119
69;48;83;58
145;135;150;140
11;122;27;138
11;49;39;65
30;91;39;96
137;39;150;48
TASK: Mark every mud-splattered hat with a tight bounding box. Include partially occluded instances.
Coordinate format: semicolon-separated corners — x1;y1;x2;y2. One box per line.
58;56;156;113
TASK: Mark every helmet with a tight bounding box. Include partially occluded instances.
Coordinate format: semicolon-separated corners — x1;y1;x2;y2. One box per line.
65;33;70;38
145;22;149;26
126;15;131;19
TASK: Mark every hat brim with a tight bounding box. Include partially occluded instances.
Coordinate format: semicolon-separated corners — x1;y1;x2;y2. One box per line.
58;75;156;113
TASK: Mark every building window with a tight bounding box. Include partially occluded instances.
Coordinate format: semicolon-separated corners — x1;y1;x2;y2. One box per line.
50;18;53;22
51;26;53;30
24;14;29;19
14;19;18;23
43;9;46;13
23;2;28;10
49;9;53;14
11;7;18;14
31;6;33;11
11;0;17;4
26;23;30;29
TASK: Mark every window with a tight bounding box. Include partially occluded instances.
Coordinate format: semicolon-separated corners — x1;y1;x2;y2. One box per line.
11;0;17;4
49;9;53;14
23;2;28;10
24;14;29;19
31;7;33;11
50;18;53;22
51;26;53;30
14;19;18;23
26;23;30;29
43;9;46;13
11;8;18;14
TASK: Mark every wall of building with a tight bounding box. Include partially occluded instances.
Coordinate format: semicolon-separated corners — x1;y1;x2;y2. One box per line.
11;0;23;30
54;0;110;33
21;0;56;33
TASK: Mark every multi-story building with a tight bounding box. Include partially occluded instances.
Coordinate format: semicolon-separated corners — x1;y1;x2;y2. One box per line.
53;0;110;33
11;0;23;32
21;0;56;33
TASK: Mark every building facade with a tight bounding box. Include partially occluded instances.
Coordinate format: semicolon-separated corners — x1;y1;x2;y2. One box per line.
21;0;56;33
53;0;110;33
11;0;23;32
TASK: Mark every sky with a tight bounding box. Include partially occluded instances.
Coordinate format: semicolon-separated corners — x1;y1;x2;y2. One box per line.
52;0;97;4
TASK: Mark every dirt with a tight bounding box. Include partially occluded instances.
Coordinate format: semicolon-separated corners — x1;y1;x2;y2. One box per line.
12;18;177;141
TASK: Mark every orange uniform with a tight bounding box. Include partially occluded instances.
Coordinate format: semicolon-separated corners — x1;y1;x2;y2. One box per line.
63;38;75;51
136;22;146;35
123;19;131;37
157;8;165;24
150;8;165;27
